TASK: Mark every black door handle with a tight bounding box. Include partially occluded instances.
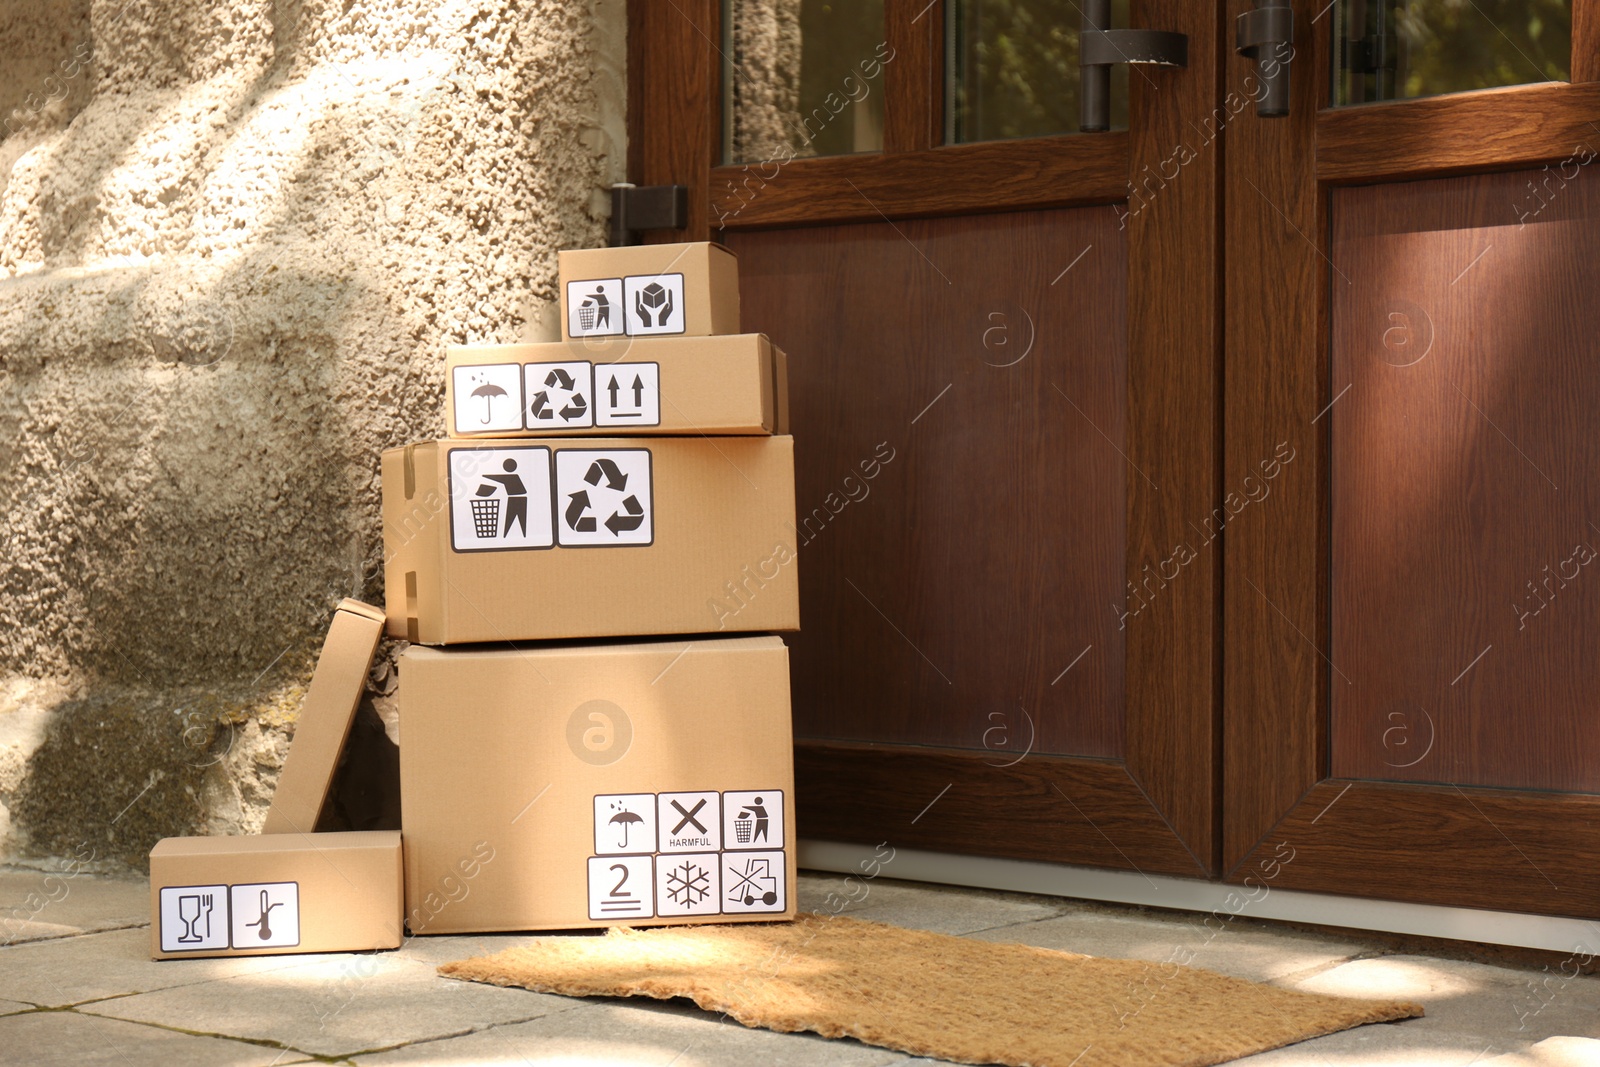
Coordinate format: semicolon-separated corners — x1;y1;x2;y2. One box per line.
1235;1;1294;118
1079;0;1189;133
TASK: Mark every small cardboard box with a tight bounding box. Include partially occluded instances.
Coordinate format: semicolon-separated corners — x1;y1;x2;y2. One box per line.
445;334;790;438
149;831;403;959
399;636;795;934
559;242;739;340
261;599;385;835
381;436;799;645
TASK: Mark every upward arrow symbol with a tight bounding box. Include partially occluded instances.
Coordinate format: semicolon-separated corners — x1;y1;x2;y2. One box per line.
633;375;644;407
607;376;620;407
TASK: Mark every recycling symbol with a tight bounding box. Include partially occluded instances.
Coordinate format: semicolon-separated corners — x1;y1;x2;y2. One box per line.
529;367;589;424
565;459;646;537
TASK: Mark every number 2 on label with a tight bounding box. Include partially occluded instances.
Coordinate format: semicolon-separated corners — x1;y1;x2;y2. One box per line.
609;864;630;897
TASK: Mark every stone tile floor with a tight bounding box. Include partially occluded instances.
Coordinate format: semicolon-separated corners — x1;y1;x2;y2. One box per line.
1;865;1597;1066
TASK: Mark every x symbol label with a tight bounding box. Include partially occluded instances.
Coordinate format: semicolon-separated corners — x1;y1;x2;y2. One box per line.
670;798;707;835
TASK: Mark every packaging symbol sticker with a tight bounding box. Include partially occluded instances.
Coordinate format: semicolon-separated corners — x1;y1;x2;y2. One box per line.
448;447;554;553
588;856;654;920
623;273;686;336
657;791;721;853
721;852;786;913
594;793;658;855
453;364;524;434
656;853;721;917
594;362;661;428
524;362;594;429
723;790;784;850
554;449;653;547
567;279;625;338
158;884;230;953
228;882;300;949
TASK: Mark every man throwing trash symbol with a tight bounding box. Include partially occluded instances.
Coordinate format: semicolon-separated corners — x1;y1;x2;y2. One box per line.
476;458;528;538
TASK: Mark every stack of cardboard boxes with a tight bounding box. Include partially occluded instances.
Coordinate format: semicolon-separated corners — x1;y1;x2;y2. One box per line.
147;243;800;958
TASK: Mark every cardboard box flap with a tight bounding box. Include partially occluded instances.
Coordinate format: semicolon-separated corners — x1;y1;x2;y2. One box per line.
260;601;385;835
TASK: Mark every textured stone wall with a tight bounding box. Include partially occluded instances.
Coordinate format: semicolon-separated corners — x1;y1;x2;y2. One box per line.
0;0;626;867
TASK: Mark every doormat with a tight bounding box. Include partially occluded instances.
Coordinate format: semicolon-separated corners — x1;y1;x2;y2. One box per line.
439;915;1423;1066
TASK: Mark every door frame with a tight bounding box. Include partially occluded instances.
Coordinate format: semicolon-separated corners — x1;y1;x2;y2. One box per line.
1222;0;1600;918
628;0;1225;878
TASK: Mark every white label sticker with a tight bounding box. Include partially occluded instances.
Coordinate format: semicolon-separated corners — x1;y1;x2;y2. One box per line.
594;793;657;855
448;447;554;552
555;449;653;547
588;856;654;920
723;790;784;850
656;853;722;917
158;884;230;953
229;882;300;949
524;362;594;429
721;851;786;913
453;364;524;434
567;278;625;338
594;362;661;427
658;791;720;853
623;273;686;336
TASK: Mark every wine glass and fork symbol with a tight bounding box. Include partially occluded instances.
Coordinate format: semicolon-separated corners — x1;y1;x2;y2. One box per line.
175;893;214;943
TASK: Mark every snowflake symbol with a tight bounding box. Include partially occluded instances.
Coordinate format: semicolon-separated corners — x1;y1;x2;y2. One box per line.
666;861;710;906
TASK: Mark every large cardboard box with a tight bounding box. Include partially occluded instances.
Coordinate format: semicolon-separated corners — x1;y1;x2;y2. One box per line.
261;599;385;834
445;334;789;438
559;242;739;340
399;636;795;934
381;436;799;645
149;831;402;959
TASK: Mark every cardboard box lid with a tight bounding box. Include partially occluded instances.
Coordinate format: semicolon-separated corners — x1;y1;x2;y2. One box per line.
260;600;385;835
153;829;400;859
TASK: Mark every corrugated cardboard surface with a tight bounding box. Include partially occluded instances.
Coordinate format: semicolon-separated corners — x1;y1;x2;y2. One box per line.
381;436;799;645
261;600;385;835
149;831;402;959
445;335;787;438
399;637;795;934
558;242;739;340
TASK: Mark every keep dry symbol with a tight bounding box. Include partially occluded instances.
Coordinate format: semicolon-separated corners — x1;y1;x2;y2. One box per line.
530;368;588;422
565;459;645;536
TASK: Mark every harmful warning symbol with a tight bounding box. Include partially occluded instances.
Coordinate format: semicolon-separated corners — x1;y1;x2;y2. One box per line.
555;449;653;547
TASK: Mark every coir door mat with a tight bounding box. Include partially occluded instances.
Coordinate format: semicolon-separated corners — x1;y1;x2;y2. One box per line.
439;915;1422;1066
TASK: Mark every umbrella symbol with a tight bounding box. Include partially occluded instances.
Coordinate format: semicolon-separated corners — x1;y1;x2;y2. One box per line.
608;804;644;848
471;381;508;424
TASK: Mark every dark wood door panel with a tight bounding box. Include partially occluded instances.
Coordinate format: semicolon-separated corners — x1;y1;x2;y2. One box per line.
797;741;1208;877
1229;780;1600;919
1330;169;1600;794
729;207;1128;759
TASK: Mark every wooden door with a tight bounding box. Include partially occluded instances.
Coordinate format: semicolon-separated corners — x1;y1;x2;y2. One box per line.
629;1;1223;877
1225;1;1600;917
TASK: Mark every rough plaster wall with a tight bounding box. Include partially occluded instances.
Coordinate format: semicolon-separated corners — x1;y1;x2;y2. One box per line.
730;0;801;162
0;0;626;868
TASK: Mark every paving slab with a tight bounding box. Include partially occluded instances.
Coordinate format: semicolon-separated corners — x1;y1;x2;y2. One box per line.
0;867;148;945
1291;955;1600;1045
1231;1022;1513;1065
965;906;1371;983
352;997;916;1066
85;950;588;1058
0;1010;292;1067
0;926;316;1007
1481;1036;1600;1066
395;930;572;967
797;872;1063;936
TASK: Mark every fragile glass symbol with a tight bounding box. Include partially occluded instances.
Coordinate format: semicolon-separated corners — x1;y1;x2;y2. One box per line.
727;857;778;907
176;892;214;943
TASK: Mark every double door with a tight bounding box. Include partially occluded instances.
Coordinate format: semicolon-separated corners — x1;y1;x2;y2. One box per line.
629;0;1600;917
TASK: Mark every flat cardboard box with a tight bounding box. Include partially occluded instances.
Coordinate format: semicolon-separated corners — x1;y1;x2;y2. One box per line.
261;599;385;835
559;242;739;340
149;831;402;959
445;334;789;438
381;436;799;645
399;636;795;934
